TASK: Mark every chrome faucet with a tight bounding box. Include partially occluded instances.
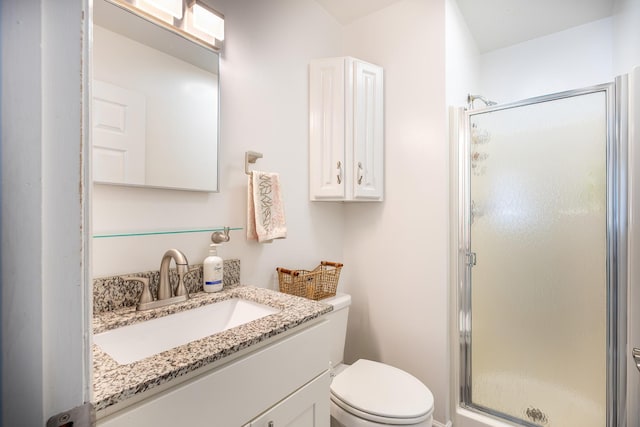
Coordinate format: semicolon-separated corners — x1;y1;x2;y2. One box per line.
158;248;190;301
126;249;192;311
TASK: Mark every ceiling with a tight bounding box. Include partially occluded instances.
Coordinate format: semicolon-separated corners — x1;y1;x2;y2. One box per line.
314;0;615;53
313;0;406;24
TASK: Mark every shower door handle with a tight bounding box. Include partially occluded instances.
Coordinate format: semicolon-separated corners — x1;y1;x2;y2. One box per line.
466;252;477;267
633;348;640;372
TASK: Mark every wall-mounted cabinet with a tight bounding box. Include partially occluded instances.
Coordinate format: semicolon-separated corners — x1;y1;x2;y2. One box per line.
309;57;384;202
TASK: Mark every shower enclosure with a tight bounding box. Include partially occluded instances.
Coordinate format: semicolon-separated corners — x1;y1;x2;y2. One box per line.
456;83;626;426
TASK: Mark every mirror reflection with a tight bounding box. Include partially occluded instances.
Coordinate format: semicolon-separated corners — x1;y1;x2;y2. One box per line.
92;0;219;192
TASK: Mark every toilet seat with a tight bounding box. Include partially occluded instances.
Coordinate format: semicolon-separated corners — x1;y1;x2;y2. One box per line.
330;359;434;425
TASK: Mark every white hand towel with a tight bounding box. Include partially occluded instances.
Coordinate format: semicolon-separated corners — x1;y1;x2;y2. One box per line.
247;171;287;243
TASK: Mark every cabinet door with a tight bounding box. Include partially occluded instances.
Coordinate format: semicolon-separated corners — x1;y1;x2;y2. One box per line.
247;371;330;427
309;58;346;200
351;61;384;200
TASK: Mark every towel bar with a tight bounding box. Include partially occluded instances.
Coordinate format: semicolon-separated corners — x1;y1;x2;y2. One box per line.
245;151;263;175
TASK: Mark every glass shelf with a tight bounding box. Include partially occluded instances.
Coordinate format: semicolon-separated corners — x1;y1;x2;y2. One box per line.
93;227;243;239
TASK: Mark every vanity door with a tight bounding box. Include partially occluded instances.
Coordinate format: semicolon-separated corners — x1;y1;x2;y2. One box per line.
245;371;330;427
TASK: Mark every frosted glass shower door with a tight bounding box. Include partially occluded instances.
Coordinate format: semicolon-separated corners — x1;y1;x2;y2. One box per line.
467;90;608;426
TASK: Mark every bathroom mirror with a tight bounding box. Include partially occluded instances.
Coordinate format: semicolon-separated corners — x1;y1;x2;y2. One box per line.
92;0;219;192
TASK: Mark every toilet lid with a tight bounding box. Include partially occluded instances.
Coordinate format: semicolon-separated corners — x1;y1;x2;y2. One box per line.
330;359;434;423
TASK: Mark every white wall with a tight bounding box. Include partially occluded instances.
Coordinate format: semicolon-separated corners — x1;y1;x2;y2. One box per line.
445;0;480;107
613;0;640;76
445;1;481;424
480;18;614;104
2;0;89;425
341;0;450;423
92;0;346;287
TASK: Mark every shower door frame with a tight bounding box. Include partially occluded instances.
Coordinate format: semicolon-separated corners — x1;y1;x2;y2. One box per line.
457;82;627;427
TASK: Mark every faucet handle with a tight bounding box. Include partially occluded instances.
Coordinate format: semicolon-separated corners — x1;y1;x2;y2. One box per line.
173;265;190;298
123;276;153;306
185;266;201;276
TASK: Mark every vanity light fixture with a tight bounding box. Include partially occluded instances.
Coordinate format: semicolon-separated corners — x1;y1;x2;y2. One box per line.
135;0;183;24
185;0;225;47
106;0;224;51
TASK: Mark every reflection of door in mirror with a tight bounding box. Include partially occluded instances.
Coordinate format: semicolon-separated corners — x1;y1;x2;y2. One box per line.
93;80;147;185
92;0;220;192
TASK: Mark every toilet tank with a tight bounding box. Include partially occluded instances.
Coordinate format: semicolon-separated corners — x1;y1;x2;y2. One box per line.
322;293;351;367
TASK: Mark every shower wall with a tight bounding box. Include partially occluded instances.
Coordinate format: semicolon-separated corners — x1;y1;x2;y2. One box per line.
446;4;614;108
476;0;640;103
626;65;640;427
613;0;640;76
479;18;613;104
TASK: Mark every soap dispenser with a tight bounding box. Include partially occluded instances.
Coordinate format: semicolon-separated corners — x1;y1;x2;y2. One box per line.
203;243;223;292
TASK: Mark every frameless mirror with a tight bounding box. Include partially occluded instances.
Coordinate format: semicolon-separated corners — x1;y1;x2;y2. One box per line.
92;0;219;192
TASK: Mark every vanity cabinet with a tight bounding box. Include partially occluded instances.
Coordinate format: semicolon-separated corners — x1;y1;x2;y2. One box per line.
309;57;384;202
96;319;330;427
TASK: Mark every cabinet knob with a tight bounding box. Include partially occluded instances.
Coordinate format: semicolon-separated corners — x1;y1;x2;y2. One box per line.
357;162;364;185
336;161;343;184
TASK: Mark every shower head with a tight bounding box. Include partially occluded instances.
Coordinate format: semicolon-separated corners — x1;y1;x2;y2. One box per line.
467;94;497;109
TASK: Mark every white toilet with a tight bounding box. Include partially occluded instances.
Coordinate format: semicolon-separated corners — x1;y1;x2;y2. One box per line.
324;293;434;427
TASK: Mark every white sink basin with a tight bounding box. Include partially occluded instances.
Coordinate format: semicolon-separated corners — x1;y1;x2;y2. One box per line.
94;298;280;364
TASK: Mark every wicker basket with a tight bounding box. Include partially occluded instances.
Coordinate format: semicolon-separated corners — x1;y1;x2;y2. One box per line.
277;261;343;300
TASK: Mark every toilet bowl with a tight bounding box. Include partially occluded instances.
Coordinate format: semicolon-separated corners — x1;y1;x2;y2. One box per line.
330;359;434;426
323;294;434;427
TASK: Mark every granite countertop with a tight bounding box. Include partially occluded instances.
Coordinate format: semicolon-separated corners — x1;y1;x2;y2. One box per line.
93;285;332;413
